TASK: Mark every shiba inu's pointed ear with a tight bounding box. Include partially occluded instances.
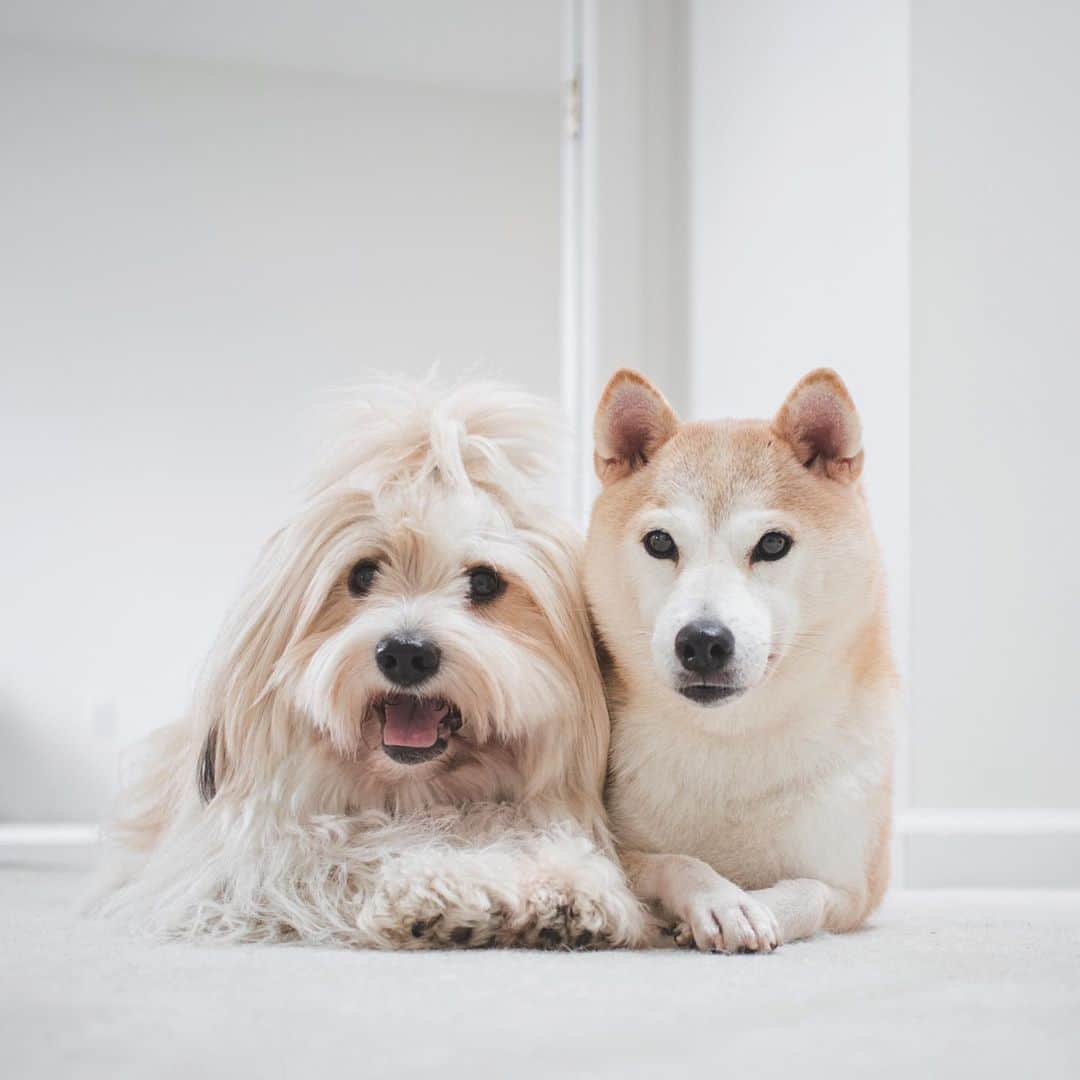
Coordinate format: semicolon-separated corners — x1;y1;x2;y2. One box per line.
594;369;680;484
774;369;864;483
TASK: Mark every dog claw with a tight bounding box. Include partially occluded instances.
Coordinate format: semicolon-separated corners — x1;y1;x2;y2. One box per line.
537;926;564;948
679;892;780;954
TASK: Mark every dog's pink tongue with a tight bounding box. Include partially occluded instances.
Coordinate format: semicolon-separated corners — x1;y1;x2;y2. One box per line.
382;699;449;748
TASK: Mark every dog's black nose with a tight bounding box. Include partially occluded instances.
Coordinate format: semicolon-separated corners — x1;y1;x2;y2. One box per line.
375;636;441;686
675;620;735;675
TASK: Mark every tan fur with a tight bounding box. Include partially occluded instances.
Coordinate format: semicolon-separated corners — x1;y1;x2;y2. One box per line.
585;368;897;951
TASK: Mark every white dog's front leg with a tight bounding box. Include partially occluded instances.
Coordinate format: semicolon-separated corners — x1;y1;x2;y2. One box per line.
623;850;779;953
748;878;866;943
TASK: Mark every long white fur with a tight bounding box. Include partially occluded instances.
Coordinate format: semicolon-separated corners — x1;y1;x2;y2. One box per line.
93;378;648;949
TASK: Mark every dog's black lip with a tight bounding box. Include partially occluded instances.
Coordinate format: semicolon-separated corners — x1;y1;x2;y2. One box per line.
678;684;745;706
382;739;449;765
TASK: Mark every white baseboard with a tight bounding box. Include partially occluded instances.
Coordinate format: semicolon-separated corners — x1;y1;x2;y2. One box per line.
4;813;1078;887
0;823;100;845
896;809;1080;888
0;822;100;868
897;808;1080;836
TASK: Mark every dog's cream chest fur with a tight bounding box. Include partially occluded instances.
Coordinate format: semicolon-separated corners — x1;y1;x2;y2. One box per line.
607;677;893;892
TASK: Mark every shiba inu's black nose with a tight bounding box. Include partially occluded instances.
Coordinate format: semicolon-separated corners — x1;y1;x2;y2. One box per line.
376;636;441;686
675;621;735;675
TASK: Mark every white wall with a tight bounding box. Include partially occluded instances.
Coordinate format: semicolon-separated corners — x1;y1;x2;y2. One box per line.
0;39;559;820
910;0;1080;809
688;0;910;682
0;0;559;94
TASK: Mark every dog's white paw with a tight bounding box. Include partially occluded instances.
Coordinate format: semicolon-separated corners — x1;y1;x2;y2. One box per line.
673;887;781;954
499;883;649;950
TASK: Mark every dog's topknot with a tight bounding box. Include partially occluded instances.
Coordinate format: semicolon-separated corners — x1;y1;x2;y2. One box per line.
314;376;562;501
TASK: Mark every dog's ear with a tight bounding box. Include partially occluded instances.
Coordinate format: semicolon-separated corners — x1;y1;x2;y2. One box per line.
773;368;864;484
593;369;680;485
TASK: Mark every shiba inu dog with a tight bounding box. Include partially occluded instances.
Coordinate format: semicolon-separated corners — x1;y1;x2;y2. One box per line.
584;368;897;952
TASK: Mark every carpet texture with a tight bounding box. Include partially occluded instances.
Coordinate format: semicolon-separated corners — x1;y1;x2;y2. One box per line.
2;864;1077;1079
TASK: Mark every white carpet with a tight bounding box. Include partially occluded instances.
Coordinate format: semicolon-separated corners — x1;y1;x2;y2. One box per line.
2;862;1077;1079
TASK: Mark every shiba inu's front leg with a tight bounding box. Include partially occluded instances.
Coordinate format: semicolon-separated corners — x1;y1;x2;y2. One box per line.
623;850;779;953
748;878;868;943
746;783;892;943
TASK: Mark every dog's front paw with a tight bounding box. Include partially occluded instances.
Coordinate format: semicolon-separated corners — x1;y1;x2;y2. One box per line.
563;891;650;950
499;879;651;951
502;887;630;950
673;888;780;954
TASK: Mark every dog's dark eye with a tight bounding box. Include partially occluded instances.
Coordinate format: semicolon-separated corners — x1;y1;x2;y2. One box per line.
752;532;793;563
347;560;379;597
467;566;504;604
643;530;677;560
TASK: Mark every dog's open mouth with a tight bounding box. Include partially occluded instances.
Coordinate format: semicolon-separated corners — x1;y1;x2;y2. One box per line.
375;695;463;765
678;685;746;706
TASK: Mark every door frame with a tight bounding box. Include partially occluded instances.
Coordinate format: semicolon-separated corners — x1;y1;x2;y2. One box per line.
560;0;690;525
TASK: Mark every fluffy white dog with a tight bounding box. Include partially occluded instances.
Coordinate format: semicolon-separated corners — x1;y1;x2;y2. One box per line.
94;380;647;949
